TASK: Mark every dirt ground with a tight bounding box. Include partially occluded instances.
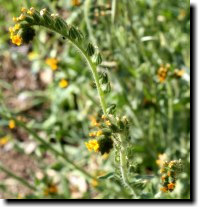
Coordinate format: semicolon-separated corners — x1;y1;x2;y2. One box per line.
0;51;47;199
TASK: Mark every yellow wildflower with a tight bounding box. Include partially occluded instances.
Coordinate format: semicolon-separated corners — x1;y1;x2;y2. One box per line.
28;52;39;60
11;35;23;46
0;136;9;146
161;175;165;182
27;7;35;15
45;58;58;71
85;139;99;152
18;14;25;21
105;120;111;126
17;193;23;199
13;17;18;22
9;120;16;129
160;187;168;193
174;69;185;78
44;184;58;196
102;153;109;160
178;9;186;21
14;24;20;31
167;182;175;190
169;161;175;168
90;116;100;127
59;79;68;88
21;7;27;13
157;65;168;83
96;130;102;136
91;179;99;187
101;114;107;120
89;132;96;137
156;153;167;167
72;0;81;6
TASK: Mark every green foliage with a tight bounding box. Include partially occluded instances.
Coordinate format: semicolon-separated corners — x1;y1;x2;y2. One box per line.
0;0;190;199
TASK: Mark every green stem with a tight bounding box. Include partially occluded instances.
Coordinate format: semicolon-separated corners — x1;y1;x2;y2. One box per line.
0;162;36;191
118;134;137;198
111;0;117;24
166;81;173;142
36;23;107;115
68;39;107;115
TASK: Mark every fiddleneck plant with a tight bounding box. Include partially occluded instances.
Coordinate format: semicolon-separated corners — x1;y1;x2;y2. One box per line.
7;7;183;198
9;6;138;197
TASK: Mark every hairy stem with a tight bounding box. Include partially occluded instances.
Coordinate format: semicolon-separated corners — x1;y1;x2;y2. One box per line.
119;134;137;198
68;39;107;115
166;81;173;142
39;23;107;115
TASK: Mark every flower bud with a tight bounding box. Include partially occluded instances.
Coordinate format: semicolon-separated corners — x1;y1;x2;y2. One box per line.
98;136;113;155
95;53;102;65
41;10;53;26
106;104;116;114
86;43;95;56
20;27;36;43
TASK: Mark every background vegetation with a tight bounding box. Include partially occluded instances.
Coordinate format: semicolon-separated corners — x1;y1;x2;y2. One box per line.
0;0;190;199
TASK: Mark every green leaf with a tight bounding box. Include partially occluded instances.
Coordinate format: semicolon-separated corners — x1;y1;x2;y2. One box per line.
98;172;114;180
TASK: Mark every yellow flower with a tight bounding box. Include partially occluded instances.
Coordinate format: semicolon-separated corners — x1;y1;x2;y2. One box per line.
18;14;25;21
11;35;23;46
89;116;100;127
157;65;168;83
72;0;81;6
9;120;15;129
167;182;175;190
14;24;20;31
101;114;107;120
85;139;99;152
160;187;168;193
21;7;27;13
96;130;102;136
9;27;14;37
44;184;58;196
45;58;58;71
17;193;23;199
13;17;18;22
28;52;39;60
105;120;111;126
178;9;186;21
156;153;167;167
169;160;175;168
0;136;9;146
89;132;96;137
102;153;109;160
91;179;99;187
27;7;35;15
174;69;185;78
59;79;68;88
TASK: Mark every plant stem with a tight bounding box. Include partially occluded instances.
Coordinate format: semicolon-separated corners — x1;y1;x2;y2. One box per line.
111;0;117;24
37;23;107;115
166;81;173;142
118;134;137;198
0;162;36;191
68;39;107;115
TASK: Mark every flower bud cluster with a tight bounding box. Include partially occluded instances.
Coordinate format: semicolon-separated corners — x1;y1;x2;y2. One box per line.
85;114;130;154
159;159;183;193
